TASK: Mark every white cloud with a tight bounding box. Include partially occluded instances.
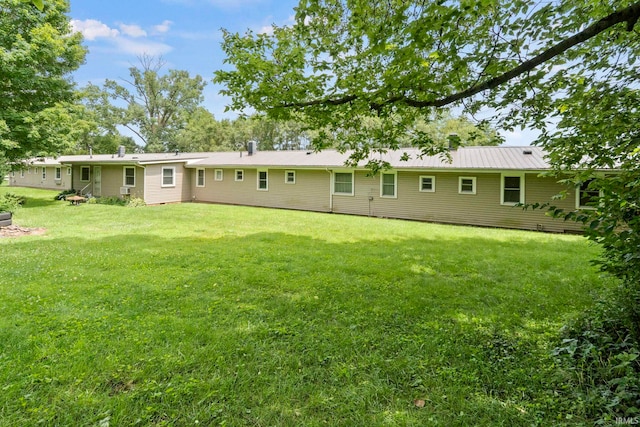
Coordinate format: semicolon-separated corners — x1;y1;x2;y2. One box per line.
71;18;173;57
113;38;173;56
153;20;173;34
258;25;274;35
71;19;119;40
119;23;147;38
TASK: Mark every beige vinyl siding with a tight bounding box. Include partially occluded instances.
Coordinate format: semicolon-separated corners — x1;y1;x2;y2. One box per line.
333;171;584;232
193;168;331;212
144;163;192;204
525;174;582;233
8;165;71;190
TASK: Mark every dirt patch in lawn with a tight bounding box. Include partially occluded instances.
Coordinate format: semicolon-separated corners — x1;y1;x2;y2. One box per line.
0;225;46;238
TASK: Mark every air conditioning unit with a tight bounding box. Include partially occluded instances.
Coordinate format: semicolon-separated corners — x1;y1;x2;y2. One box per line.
120;187;131;195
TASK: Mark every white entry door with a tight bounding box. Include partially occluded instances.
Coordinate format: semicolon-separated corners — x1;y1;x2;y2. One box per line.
93;166;102;197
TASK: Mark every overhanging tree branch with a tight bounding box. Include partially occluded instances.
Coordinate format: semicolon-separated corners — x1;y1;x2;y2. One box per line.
280;1;640;111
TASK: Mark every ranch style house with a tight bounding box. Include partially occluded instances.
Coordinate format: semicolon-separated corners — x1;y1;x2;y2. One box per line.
7;145;603;233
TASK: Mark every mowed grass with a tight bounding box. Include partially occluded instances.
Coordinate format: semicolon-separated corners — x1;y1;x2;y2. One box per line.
0;187;610;426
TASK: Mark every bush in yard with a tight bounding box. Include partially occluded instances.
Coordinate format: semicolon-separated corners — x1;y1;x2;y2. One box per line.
92;196;127;206
126;197;146;207
553;283;640;423
0;192;25;213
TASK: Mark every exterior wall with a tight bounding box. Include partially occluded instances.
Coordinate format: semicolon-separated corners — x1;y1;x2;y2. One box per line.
144;163;192;205
192;168;331;212
9;165;72;190
332;170;583;232
95;165;145;199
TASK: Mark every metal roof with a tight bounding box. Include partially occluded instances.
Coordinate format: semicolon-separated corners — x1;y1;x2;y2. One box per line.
188;146;550;171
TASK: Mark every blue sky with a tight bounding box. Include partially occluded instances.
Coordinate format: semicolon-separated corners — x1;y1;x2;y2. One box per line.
69;0;533;145
69;0;300;120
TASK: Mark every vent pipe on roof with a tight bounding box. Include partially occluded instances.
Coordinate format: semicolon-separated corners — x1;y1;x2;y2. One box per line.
89;145;93;158
447;133;461;151
247;140;257;156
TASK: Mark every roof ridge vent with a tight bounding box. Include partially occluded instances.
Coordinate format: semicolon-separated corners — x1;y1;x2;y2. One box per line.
523;149;533;155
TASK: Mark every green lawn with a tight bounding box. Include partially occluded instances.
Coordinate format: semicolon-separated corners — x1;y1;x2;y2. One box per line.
0;187;610;426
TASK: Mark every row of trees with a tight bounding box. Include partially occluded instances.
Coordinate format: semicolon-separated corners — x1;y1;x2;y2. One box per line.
76;55;499;156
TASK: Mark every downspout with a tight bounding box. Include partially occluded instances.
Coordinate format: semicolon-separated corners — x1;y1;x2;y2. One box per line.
326;168;333;213
140;165;146;202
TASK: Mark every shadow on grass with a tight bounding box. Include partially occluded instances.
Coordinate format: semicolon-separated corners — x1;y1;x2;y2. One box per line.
0;230;609;426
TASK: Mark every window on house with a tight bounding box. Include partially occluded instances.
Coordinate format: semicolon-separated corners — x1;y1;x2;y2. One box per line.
577;179;600;209
419;175;436;192
214;169;223;181
197;169;206;187
123;167;136;187
34;167;39;175
67;167;72;176
27;168;32;174
55;167;62;180
19;170;23;178
334;172;354;195
459;176;476;194
42;168;46;180
501;174;524;205
162;167;175;187
380;172;397;197
80;166;90;182
235;170;244;182
285;170;296;184
257;170;268;191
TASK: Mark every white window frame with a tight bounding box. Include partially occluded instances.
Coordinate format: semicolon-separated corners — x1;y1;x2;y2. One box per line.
197;168;206;187
214;169;223;181
500;173;525;205
67;167;72;176
257;169;268;191
123;166;136;187
458;176;477;195
285;170;296;184
80;166;90;182
34;167;39;175
55;167;62;181
42;168;46;180
419;175;436;193
19;170;23;178
161;166;176;187
235;169;244;182
27;167;32;175
380;171;397;198
576;179;602;210
333;171;354;196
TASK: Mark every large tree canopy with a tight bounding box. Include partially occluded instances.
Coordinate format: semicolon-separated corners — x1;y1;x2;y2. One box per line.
215;0;639;158
0;0;86;164
94;56;207;153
